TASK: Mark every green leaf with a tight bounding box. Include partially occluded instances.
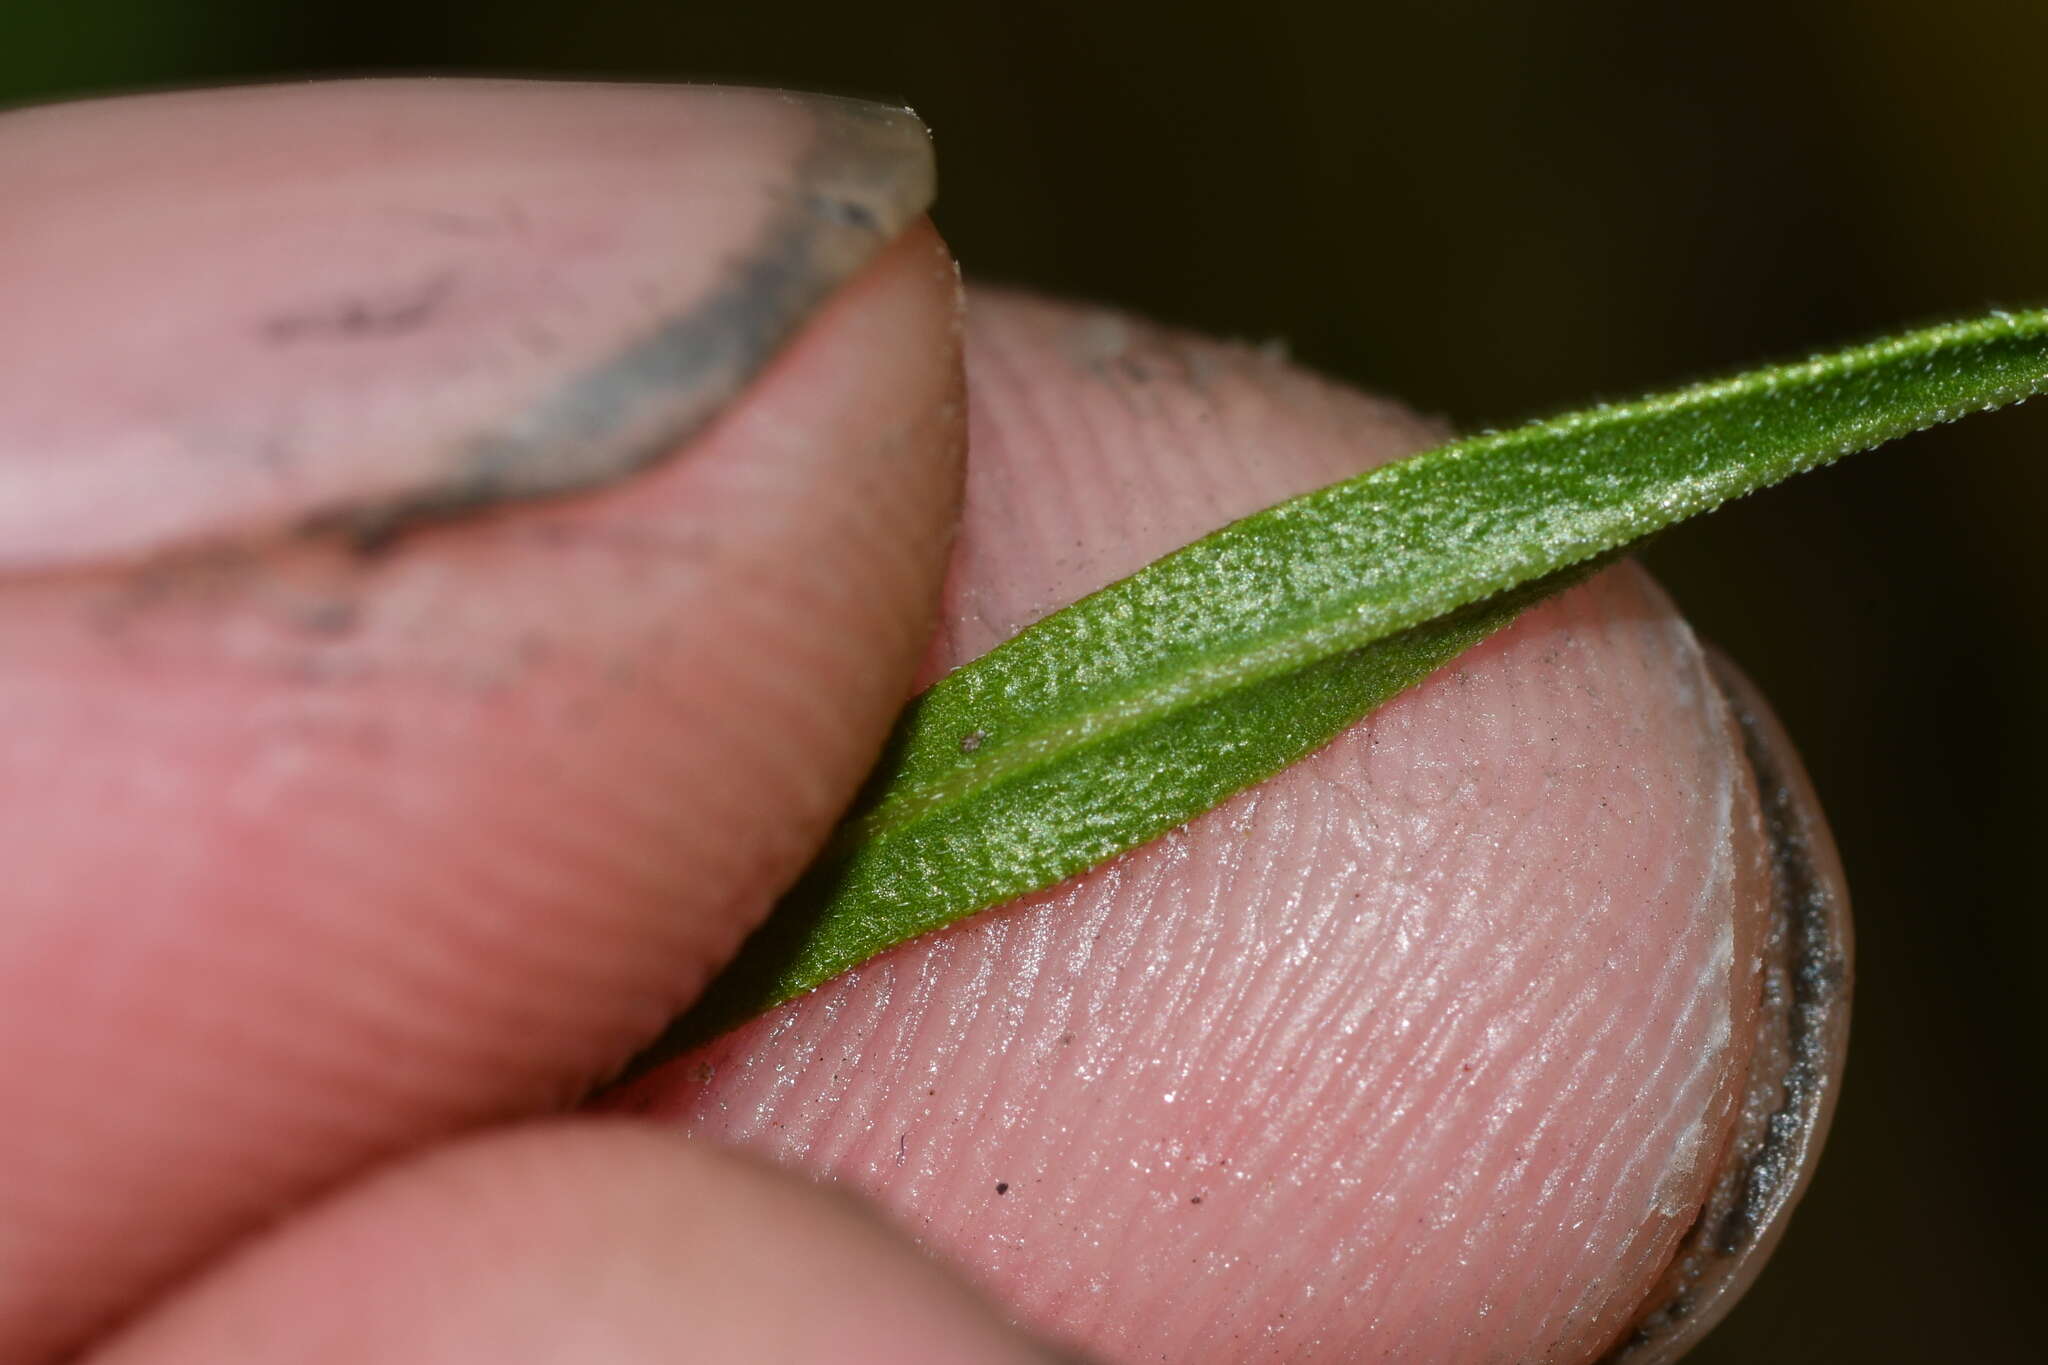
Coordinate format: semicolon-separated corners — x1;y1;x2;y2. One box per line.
656;307;2048;1054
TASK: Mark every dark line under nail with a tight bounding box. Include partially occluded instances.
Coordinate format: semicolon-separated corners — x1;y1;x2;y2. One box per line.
1602;659;1851;1363
301;104;923;552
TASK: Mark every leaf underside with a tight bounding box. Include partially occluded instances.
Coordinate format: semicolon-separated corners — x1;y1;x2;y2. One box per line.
650;307;2048;1057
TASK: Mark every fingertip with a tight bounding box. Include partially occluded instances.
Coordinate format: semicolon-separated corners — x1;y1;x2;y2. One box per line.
90;1121;1074;1365
622;289;1832;1364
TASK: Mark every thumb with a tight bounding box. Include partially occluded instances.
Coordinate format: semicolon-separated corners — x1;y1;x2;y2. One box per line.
0;78;962;1360
616;288;1852;1364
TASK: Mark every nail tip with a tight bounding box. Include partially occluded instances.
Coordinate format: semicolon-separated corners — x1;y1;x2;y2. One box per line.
788;88;937;237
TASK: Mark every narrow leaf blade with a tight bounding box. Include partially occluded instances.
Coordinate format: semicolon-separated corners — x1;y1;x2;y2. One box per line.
663;308;2048;1050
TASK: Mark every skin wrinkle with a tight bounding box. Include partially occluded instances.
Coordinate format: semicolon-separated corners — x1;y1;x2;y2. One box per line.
1539;945;1718;1337
1332;749;1595;1180
1559;831;1742;1343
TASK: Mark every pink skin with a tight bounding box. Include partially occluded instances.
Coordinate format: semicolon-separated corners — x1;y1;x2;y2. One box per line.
0;80;1839;1364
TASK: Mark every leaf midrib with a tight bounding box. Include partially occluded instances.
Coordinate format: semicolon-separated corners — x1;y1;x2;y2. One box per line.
837;309;2048;850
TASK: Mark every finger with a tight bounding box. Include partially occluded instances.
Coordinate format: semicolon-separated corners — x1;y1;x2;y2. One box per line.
613;289;1847;1363
87;1122;1077;1365
0;80;962;1360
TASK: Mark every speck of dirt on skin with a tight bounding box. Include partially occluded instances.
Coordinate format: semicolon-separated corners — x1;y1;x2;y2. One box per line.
1190;1196;1203;1205
995;1182;1009;1196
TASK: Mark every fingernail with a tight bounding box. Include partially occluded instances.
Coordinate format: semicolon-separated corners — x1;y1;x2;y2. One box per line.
1609;650;1853;1363
0;79;934;568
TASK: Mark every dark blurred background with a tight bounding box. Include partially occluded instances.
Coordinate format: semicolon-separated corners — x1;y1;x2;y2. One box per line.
6;1;2040;1359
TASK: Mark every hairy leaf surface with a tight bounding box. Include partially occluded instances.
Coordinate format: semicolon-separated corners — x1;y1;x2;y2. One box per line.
662;308;2048;1049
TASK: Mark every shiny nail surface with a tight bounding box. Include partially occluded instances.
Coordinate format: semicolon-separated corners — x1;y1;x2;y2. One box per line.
0;79;933;566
